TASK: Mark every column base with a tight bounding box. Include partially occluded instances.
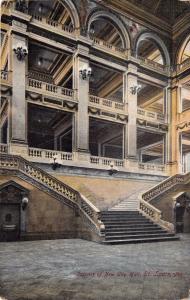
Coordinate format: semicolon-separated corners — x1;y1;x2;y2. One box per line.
74;151;90;164
166;161;182;176
9;142;28;158
125;158;138;171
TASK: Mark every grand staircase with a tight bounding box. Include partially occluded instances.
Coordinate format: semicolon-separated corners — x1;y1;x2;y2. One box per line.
101;211;178;244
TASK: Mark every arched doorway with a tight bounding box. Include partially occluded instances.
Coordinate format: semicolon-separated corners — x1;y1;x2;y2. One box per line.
0;181;29;242
174;192;190;233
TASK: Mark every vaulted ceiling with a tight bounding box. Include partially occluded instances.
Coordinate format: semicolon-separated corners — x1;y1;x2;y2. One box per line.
128;0;190;24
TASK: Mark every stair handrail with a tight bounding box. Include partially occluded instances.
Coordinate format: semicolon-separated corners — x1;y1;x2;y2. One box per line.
142;172;190;202
138;196;174;232
0;153;105;236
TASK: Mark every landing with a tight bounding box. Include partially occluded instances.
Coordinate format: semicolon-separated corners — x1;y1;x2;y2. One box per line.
56;175;160;210
0;236;189;300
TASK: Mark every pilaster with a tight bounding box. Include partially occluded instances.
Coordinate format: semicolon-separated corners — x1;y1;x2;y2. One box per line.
73;44;90;162
9;20;28;156
124;64;138;160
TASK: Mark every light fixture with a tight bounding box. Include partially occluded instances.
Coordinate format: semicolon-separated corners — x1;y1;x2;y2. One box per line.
13;44;28;61
15;0;28;13
38;3;43;13
130;84;142;95
21;197;29;210
108;163;118;176
79;66;92;80
52;154;61;170
89;24;95;36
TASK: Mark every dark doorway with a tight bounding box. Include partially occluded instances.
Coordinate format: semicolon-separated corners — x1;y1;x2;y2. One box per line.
175;200;186;233
0;204;20;241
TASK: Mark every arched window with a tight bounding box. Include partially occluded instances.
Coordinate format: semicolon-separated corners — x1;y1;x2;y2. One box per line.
181;38;190;63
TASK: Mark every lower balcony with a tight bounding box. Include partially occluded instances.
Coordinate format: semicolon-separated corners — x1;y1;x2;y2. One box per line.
0;144;167;176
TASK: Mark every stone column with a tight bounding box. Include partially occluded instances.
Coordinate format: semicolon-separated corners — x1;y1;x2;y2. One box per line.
124;64;138;162
72;44;90;162
9;21;28;156
165;81;182;174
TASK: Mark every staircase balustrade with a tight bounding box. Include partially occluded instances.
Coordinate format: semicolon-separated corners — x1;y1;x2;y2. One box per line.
139;198;174;232
0;154;105;237
142;172;190;202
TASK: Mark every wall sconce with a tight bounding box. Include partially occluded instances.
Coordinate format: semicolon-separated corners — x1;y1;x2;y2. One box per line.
52;154;61;170
108;163;118;176
21;197;29;210
15;0;28;13
13;44;28;61
130;84;142;95
79;66;92;80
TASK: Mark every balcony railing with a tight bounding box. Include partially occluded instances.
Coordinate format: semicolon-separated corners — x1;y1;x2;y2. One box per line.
31;15;76;35
136;55;169;73
90;156;124;167
90;37;127;57
139;162;165;172
28;148;73;163
89;95;125;111
0;143;8;153
137;107;165;123
27;78;75;100
176;57;190;73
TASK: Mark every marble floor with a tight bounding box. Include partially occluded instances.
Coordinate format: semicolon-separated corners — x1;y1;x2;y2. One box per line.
0;235;190;300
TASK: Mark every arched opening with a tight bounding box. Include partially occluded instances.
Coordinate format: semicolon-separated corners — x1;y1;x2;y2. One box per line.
87;11;130;49
180;38;190;64
28;0;79;30
90;18;124;48
137;39;164;65
135;33;170;66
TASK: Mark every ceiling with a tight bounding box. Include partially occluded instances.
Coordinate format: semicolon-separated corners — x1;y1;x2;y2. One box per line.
124;0;190;24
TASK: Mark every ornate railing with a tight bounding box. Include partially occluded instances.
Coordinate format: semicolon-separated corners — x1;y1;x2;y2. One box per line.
176;57;190;73
139;162;165;172
89;95;125;111
0;143;8;153
90;156;124;167
136;55;169;73
137;107;165;123
27;78;74;99
90;37;127;56
139;198;174;232
0;154;105;237
28;147;73;162
31;15;75;34
142;172;190;202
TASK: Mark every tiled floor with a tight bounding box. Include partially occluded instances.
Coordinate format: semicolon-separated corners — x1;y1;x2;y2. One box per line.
0;235;190;300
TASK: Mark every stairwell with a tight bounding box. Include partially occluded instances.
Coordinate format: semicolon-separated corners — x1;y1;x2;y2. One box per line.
101;211;178;244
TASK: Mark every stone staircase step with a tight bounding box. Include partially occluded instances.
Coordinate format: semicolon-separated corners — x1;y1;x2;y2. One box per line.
101;205;178;244
102;236;179;244
105;229;166;235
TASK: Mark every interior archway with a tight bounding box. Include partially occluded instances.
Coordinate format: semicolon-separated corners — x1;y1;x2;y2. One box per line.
87;11;130;49
135;32;170;65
